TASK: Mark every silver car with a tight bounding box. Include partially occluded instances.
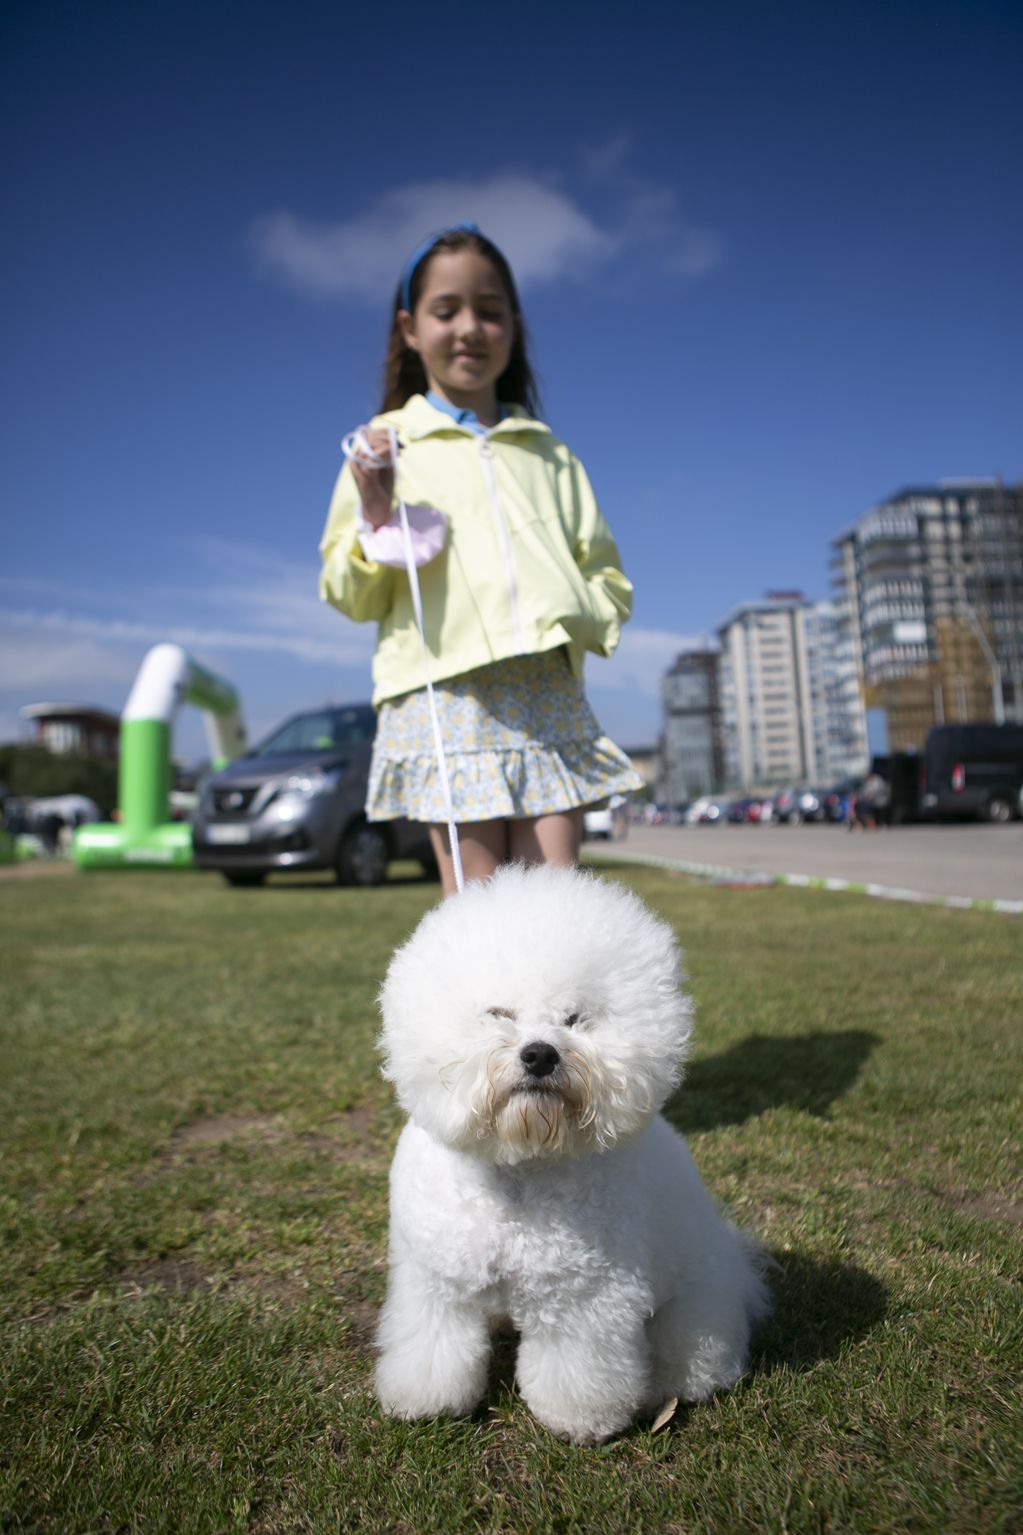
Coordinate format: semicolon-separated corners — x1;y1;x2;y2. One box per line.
192;704;435;887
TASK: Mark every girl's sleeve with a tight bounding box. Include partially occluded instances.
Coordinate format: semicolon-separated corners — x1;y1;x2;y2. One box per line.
563;455;634;657
318;463;398;622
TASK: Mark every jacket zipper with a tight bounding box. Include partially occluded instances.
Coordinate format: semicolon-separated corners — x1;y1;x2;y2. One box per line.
479;435;526;652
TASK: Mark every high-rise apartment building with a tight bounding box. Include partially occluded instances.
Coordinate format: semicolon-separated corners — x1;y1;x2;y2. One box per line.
716;593;867;789
808;599;870;782
832;481;1023;750
658;649;724;803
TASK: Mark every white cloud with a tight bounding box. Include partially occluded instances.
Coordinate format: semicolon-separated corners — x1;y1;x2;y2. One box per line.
597;627;717;697
0;604;371;671
579;135;725;281
580;132;635;182
251;175;614;302
250;163;723;303
182;537;375;664
0;625;142;747
0;537;374;672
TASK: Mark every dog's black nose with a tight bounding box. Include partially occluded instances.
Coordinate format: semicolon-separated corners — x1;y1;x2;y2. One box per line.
519;1041;560;1078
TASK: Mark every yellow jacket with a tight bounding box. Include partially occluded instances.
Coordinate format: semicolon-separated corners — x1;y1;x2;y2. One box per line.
319;394;633;704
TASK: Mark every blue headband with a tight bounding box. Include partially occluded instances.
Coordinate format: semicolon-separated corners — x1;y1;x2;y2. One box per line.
400;222;483;311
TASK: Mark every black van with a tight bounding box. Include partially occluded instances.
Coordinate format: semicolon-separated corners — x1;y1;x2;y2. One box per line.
921;724;1023;823
870;752;922;824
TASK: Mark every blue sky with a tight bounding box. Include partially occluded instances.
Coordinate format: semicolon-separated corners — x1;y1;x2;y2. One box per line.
2;0;1020;760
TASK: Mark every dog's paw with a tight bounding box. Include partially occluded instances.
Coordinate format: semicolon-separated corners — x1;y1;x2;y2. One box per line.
529;1404;632;1446
552;1425;619;1447
376;1359;485;1421
378;1390;481;1421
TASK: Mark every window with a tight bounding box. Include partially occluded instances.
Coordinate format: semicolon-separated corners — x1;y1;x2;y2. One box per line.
254;707;375;756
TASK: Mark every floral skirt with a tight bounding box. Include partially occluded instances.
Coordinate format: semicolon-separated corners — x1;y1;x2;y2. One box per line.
367;649;643;824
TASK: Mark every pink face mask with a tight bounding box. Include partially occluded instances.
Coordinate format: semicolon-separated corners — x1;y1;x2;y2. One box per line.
357;503;448;568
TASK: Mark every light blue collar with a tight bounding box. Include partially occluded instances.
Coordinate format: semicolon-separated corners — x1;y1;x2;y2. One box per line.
426;391;506;435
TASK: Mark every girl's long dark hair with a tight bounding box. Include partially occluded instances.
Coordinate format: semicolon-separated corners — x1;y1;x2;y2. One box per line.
379;229;541;417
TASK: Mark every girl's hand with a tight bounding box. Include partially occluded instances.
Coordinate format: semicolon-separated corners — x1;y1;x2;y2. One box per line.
350;427;397;528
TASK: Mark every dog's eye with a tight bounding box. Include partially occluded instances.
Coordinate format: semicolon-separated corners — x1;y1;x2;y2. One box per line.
564;1012;579;1028
486;1006;516;1021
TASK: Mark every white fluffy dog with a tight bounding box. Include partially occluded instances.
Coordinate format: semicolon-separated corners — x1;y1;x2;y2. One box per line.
375;863;769;1444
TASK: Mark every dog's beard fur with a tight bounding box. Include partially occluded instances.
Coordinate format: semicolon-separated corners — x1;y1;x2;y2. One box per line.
470;1046;600;1164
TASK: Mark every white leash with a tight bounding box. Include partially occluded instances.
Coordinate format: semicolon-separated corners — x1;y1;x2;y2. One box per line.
341;428;465;894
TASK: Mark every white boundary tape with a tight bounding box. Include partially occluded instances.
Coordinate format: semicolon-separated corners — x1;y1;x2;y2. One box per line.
583;848;1023;915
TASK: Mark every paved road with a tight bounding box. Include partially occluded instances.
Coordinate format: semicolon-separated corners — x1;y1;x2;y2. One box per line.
588;821;1023;903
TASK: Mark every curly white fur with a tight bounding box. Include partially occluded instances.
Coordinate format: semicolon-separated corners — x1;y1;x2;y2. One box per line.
375;863;770;1444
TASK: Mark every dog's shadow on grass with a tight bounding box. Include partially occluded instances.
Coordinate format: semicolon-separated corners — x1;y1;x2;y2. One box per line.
663;1029;880;1134
657;1247;889;1436
751;1246;888;1378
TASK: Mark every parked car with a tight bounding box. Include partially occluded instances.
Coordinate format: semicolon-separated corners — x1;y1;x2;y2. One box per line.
773;788;798;824
822;779;862;823
583;796;629;841
643;802;686;826
192;703;435;886
920;724;1023;823
685;796;726;824
773;787;827;825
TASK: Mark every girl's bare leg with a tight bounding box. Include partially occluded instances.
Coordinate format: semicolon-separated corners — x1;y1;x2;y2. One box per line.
429;819;508;896
430;810;582;895
508;809;583;868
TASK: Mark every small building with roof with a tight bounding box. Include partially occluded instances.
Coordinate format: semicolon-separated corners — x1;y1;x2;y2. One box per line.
19;703;120;762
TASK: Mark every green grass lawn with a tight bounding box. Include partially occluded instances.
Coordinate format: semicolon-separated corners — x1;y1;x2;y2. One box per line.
1;862;1020;1534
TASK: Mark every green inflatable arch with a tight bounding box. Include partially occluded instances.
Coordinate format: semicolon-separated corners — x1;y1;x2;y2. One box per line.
74;643;246;870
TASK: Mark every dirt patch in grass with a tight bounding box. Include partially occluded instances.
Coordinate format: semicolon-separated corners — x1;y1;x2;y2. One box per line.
166;1108;386;1162
20;1255;218;1324
242;1271;312;1306
943;1190;1023;1226
119;1255;212;1295
172;1113;284;1148
0;859;74;880
116;1257;332;1309
291;1105;391;1163
340;1297;379;1351
856;1172;1023;1229
333;1104;380;1139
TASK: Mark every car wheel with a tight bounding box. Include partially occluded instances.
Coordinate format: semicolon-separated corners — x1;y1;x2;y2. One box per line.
336;820;389;886
222;871;265;887
418;853;441;880
985;794;1013;824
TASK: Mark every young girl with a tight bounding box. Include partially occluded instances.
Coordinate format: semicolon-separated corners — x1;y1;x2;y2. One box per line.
319;224;642;894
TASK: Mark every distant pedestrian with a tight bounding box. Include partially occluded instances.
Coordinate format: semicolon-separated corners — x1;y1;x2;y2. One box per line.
319;224;642;894
853;772;891;831
38;811;63;855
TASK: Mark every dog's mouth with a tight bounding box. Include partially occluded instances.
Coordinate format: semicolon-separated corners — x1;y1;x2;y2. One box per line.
511;1079;564;1098
481;1056;596;1163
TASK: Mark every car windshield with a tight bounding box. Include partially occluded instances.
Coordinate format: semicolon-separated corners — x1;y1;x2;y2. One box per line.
250;708;375;757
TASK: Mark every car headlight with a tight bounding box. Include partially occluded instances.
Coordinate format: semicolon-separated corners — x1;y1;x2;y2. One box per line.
279;768;342;799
